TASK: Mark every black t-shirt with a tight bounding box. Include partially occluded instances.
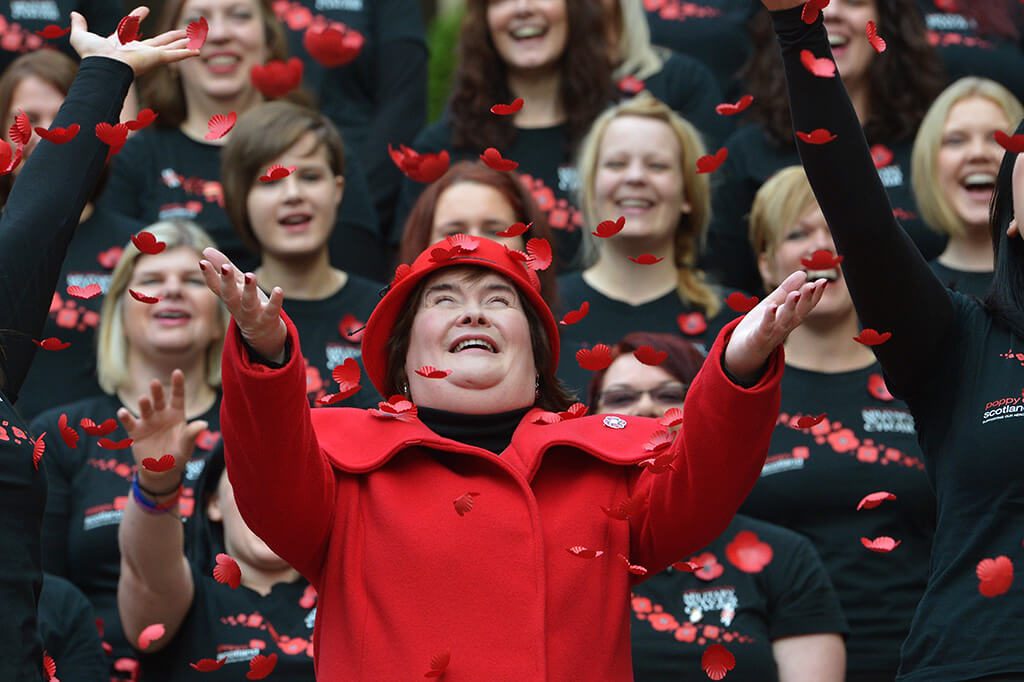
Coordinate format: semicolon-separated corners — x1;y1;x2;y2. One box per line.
0;0;120;72
97;126;384;279
282;273;382;409
625;50;732;149
274;0;427;232
394;119;584;270
554;271;739;400
632;515;847;682
916;0;1024;102
140;566;316;681
39;573;105;682
15;206;143;422
34;393;222;671
928;259;993;299
703;124;947;295
644;0;761;101
739;363;934;678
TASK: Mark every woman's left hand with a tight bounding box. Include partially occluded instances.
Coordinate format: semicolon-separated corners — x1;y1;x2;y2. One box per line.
70;6;197;76
722;272;828;385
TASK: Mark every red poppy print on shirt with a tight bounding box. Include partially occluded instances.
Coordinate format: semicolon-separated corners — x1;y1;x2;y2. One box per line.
518;173;582;233
643;0;721;22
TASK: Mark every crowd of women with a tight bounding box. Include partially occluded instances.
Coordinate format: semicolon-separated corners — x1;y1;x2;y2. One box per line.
1;0;1023;679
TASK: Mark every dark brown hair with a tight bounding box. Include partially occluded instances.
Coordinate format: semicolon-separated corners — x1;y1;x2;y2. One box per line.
221;101;345;253
139;0;290;127
586;331;706;412
399;161;559;308
742;1;946;146
448;0;614;152
384;267;575;411
0;50;77;205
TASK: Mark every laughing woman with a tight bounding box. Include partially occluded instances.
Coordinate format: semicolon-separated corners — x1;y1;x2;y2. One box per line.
190;227;828;677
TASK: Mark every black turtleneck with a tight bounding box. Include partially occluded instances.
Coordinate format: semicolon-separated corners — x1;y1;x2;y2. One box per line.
417;405;531;455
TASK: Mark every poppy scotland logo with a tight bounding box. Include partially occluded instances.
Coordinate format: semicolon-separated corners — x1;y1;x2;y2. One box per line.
981;394;1024;425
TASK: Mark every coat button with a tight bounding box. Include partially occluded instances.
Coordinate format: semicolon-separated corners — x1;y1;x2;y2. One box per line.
603;415;627;430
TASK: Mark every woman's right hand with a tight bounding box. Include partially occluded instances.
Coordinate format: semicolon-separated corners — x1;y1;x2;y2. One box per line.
199;247;287;363
70;6;198;76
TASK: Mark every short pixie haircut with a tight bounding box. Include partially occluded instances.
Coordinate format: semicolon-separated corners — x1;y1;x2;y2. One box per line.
97;220;227;394
748;166;818;263
912;77;1023;239
221;101;346;254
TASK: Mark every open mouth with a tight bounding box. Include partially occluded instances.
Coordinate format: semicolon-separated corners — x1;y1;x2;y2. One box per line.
616;198;654;210
828;34;849;50
961;172;996;198
449;338;498;353
803;269;840;282
279;213;312;231
510;25;547;41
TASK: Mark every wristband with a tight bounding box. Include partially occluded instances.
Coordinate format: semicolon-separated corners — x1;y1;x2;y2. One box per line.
137;473;184;497
131;473;182;514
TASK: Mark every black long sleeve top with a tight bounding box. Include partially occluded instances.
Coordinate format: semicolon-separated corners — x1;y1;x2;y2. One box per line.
775;8;1024;680
0;55;133;682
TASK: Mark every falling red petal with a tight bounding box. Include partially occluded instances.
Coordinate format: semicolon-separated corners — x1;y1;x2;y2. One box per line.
128;289;160;304
213;553;242;589
576;344;613;371
141;454;175;472
246;653;278;680
715;94;754;116
795;413;827;429
856;491;897;511
592;216;626;238
861;536;901;553
567;546;604;559
702;643;737;681
560;301;590;326
116;14;141;43
726;292;759;313
490;97;524;115
977;556;1014;597
453;492;481;516
854;328;892;346
137;623;165;650
800;49;836;77
696;147;728;174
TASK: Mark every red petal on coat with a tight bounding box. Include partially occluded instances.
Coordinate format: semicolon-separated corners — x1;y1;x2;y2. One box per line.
638;451;677;473
854;328;892;346
424;650;450;677
32;433;45;470
453;492;481;516
137;623;165;650
567;546;604;559
994;130;1024;154
715;94;754;116
559;301;589;326
725;530;774;573
369;396;418;421
702;643;736;680
796;128;837;145
725;292;759;313
446;233;479;252
601;491;647;520
213;553;242;589
866;20;887;52
496;221;531;238
633;345;668;366
531;411;562;425
205;112;237;140
795;413;826;429
9;110;31;145
141;454;176;472
67;283;101;300
617;553;648;575
696;147;728;174
124;108;157;132
856;491;896;511
977;556;1014;597
592;216;626;238
480;147;519;172
525;237;553;271
258;164;296;183
186;16;208;50
128;289;159;304
415;366;451;379
861;536;901;553
800;49;836;78
98;437;133;450
130;231;167;255
189;658;227;671
35;24;70;39
575;344;613;371
246;653;278;680
643;429;674;453
490;98;524;115
558;403;587;420
800;249;843;270
34;337;70;351
34;124;79;144
80;418;117;436
116;14;141;43
628;254;664;265
677;311;707;336
659;407;683;427
58;414;79;449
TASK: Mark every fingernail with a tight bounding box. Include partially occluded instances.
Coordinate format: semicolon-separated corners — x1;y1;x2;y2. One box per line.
198;261;207;271
244;273;254;285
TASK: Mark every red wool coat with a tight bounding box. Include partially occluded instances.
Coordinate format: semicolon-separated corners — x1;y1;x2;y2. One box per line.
220;314;783;680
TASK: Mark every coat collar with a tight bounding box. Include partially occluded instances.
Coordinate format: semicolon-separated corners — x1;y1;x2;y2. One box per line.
312;407;665;480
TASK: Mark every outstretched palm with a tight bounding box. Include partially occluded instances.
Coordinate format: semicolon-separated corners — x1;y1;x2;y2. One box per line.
69;6;198;76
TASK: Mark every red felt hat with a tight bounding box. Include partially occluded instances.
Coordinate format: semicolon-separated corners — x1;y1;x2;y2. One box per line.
361;235;559;396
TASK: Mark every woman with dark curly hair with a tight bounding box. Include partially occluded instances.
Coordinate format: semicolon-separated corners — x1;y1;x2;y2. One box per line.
916;0;1024;102
703;0;949;295
399;160;559;308
393;0;613;270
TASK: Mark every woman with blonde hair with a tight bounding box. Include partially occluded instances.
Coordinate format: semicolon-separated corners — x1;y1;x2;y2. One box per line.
556;91;738;398
34;220;227;679
911;77;1023;296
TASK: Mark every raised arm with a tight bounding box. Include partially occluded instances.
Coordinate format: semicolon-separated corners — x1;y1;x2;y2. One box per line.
0;7;197;400
766;1;954;397
199;248;337;584
631;272;826;570
116;370;202;651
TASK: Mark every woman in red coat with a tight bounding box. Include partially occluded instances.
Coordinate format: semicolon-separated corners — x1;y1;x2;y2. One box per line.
124;235;826;679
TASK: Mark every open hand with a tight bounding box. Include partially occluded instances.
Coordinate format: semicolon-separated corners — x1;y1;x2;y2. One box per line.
199;247;287;363
70;6;198;76
723;271;828;384
117;370;208;488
